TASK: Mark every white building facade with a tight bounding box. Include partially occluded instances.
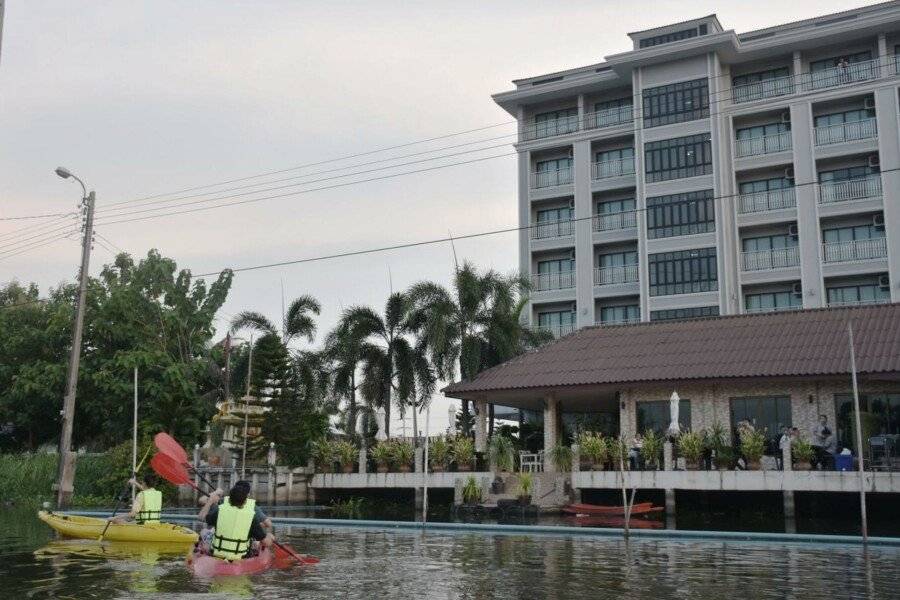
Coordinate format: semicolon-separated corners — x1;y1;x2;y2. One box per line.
493;4;900;336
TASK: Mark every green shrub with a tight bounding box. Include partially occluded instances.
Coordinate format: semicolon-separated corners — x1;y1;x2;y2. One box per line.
606;437;628;468
578;432;608;466
333;440;358;468
715;446;735;469
739;426;766;463
461;476;481;504
488;435;515;472
391;440;414;469
677;432;704;464
792;438;815;463
641;430;663;468
370;441;392;467
517;472;534;497
311;438;334;471
703;422;728;452
549;444;573;471
453;436;475;469
429;437;451;469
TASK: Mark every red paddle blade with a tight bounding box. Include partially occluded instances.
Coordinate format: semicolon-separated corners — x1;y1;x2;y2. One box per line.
154;432;189;464
273;543;320;565
150;452;193;486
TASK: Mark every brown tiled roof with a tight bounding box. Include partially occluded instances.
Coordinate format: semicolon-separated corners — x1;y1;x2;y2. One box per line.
443;304;900;397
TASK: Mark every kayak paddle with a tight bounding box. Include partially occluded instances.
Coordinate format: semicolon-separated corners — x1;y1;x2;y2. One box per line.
98;445;153;541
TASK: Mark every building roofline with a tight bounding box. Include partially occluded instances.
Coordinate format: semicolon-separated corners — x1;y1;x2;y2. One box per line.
626;14;719;36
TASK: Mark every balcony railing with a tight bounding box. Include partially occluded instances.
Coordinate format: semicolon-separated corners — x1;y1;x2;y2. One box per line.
827;297;890;308
738;188;796;214
823;237;887;263
584;106;633;130
818;175;882;204
814;118;877;146
741;246;800;271
744;305;802;314
530;167;574;189
530;323;577;338
734;131;792;158
531;270;576;292
594;264;639;286
807;59;880;90
531;219;575;240
524;115;580;141
597;316;640;325
591;157;635;180
593;211;637;231
732;76;795;104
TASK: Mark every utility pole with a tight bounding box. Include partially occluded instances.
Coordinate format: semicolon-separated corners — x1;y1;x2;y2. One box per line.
56;189;95;508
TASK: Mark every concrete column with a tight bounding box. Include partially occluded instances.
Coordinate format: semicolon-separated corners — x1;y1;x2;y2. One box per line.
789;101;825;307
792;50;802;82
543;395;559;472
415;487;424;512
358;448;367;474
782;443;792;472
783;490;797;534
632;67;651;322
573;139;595;328
665;489;677;530
251;473;259;497
216;472;224;492
878;33;888;71
474;400;487;453
663;441;673;471
518;150;532;320
873;86;900;301
414;446;424;473
453;477;463;505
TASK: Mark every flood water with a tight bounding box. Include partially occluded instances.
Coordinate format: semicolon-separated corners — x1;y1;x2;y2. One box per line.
4;506;899;599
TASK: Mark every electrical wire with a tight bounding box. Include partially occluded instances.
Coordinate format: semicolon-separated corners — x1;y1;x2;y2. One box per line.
0;213;78;243
0;211;72;221
0;231;78;262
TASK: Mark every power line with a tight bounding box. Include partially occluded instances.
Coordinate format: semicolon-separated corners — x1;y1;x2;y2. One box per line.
0;231;77;262
0;213;78;243
0;210;72;221
0;220;81;252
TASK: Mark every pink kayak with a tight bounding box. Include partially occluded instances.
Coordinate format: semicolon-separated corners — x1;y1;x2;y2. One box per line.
188;548;274;577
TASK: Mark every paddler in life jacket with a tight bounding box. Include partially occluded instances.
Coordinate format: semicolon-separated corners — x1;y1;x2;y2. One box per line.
201;480;274;561
107;473;163;525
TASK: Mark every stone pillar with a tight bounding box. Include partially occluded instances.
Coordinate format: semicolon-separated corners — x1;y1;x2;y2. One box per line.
267;468;276;507
453;477;463;505
782;443;792;472
783;491;796;534
415;487;424;512
543;395;559;472
665;489;677;530
874;86;900;302
414;446;424;473
571;444;581;503
573;139;595;328
251;473;260;498
663;441;673;471
789;101;825;307
474;400;487;453
358;448;367;474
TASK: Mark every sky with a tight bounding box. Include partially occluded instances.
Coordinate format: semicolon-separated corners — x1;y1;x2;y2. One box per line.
0;0;886;433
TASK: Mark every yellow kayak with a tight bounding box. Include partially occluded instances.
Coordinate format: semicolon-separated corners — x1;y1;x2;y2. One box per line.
38;511;198;543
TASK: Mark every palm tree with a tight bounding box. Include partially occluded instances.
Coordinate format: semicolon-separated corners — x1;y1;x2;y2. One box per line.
336;292;434;439
407;262;535;430
322;319;365;440
229;294;321;347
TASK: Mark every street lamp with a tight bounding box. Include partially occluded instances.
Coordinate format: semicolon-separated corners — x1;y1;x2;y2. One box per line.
55;166;87;199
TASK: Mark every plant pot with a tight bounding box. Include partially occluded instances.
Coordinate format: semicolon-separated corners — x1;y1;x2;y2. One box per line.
746;459;761;471
685;460;700;471
399;464;412;473
458;463;472;472
591;462;605;471
431;465;445;473
517;495;531;506
794;460;813;471
376;464;388;474
341;464;354;474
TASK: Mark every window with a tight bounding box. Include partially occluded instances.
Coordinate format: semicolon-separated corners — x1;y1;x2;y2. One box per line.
650;306;719;321
642;78;709;127
809;51;876;88
732;67;791;102
592;97;633;126
536;157;573;174
648;247;718;296
833;393;900;449
537;258;574;275
538;310;576;329
636;400;692;435
809;51;872;72
639;28;700;49
814;108;875;128
598;251;638;268
741;234;797;252
595;147;634;163
739;177;792;194
646;189;715;239
735;122;790;140
536;207;572;223
597;198;635;214
745;291;801;313
818;165;878;183
533;107;578;137
822;224;885;244
599;304;640;324
595;97;632;112
826;281;890;305
644;134;712;182
729;396;791;446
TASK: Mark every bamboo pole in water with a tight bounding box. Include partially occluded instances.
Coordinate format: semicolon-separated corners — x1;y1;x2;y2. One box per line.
848;322;869;543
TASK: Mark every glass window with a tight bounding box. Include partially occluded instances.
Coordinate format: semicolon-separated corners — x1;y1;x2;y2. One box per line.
639;28;700;49
595;147;634;163
809;51;872;72
648;248;718;296
814;108;875;128
598;251;638;268
595;97;632;112
644;134;712;182
650;306;719;321
739;177;791;194
745;291;801;312
646;189;715;239
733;67;790;87
735;122;789;140
822;224;884;244
535;157;573;173
533;107;578;137
642;79;710;127
537;258;574;274
599;304;640;324
818;165;878;182
636;400;692;435
741;234;798;252
597;198;635;214
536;207;573;223
729;396;791;447
537;310;576;328
833;393;900;450
827;282;890;305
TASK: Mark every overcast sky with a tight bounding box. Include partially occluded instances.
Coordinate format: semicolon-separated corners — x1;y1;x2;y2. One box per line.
0;0;884;432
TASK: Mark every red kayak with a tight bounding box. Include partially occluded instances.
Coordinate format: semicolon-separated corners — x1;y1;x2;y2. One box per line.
562;502;660;516
188;549;274;578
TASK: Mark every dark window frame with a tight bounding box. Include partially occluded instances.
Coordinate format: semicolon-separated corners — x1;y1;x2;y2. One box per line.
648;247;718;297
646;189;715;239
636;400;692;435
639;28;700;49
644;134;712;182
642;78;710;127
650;306;719;321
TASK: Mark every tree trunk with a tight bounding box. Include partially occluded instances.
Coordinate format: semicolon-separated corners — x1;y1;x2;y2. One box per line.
412;403;419;448
383;375;392;439
488;403;495;438
348;372;357;435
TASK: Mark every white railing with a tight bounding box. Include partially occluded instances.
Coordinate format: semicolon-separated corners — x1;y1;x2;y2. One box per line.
818;175;882;204
827;297;890;307
593;211;637;231
524;115;580;141
531;270;576;291
738;188;796;214
597;316;640;325
530;167;574;189
584;106;633;129
594;264;639;286
823;237;887;263
530;323;576;338
745;305;802;314
807;59;880;90
732;76;795;103
814;118;877;146
741;246;800;271
531;219;575;240
591;157;635;180
734;131;792;158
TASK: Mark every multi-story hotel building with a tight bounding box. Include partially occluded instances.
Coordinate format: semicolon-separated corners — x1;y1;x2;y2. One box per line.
493;2;900;337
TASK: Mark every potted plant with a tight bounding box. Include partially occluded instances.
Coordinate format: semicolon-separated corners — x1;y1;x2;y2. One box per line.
579;432;608;471
429;437;451;472
704;422;727;453
371;441;392;473
714;446;735;470
606;436;627;470
792;438;815;471
739;426;766;470
461;475;482;506
488;435;515;472
677;431;704;470
391;439;415;473
641;430;662;470
516;472;534;506
549;443;573;472
453;436;475;472
312;438;334;473
334;440;358;473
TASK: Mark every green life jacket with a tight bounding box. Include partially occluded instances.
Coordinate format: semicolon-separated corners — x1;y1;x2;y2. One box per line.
136;489;162;524
212;497;256;561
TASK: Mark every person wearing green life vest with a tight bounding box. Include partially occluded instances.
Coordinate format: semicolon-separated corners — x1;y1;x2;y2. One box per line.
107;473;163;525
201;480;274;561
